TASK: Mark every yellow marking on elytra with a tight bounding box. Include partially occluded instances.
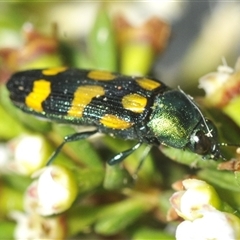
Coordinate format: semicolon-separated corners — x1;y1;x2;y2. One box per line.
25;79;51;112
88;70;116;81
136;78;161;91
42;67;67;76
68;85;105;117
100;114;133;129
122;93;147;113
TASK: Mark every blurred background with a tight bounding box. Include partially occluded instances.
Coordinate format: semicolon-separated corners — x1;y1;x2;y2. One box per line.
1;2;240;88
1;1;240;239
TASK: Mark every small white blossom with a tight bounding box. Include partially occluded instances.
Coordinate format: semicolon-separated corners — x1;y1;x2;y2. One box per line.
170;179;240;240
176;207;240;240
25;165;78;216
199;63;234;96
170;179;221;221
7;134;50;175
10;211;66;239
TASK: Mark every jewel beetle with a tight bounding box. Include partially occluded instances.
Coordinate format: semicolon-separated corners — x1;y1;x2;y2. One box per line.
6;66;225;165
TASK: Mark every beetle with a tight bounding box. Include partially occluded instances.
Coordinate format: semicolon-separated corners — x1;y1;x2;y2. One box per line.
6;66;224;165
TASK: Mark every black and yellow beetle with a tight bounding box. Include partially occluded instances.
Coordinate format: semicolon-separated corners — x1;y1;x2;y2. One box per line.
7;66;224;164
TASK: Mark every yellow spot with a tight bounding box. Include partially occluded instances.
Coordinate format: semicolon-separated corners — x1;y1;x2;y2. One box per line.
88;70;116;81
25;79;51;112
100;114;133;129
42;66;67;76
68;85;104;117
136;78;161;91
122;93;147;113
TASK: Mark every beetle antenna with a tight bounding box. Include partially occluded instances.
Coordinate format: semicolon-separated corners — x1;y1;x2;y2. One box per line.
177;86;212;137
219;142;240;148
217;142;240;160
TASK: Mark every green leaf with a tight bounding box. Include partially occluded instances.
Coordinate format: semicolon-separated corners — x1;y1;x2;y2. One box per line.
132;227;175;240
75;168;104;193
88;7;117;71
161;145;219;169
235;171;240;188
198;168;240;192
20;54;63;70
121;43;154;76
0;185;24;216
67;205;102;236
0;221;15;239
95;198;150;235
0;103;26;139
103;164;133;190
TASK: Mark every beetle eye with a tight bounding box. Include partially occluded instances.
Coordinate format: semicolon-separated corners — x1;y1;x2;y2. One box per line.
193;131;211;155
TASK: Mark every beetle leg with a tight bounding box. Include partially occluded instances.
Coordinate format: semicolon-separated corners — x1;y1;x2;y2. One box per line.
47;130;98;165
133;145;152;178
108;142;142;165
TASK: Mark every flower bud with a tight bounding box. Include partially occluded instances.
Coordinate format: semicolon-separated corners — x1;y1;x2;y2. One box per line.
176;207;240;240
10;211;66;239
7;134;51;175
25;165;78;216
199;59;240;126
170;179;221;220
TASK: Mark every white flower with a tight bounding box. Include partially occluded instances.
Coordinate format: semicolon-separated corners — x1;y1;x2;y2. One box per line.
199;63;234;96
170;179;221;221
176;207;240;240
10;211;66;239
170;179;240;239
7;134;50;175
25;165;78;216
